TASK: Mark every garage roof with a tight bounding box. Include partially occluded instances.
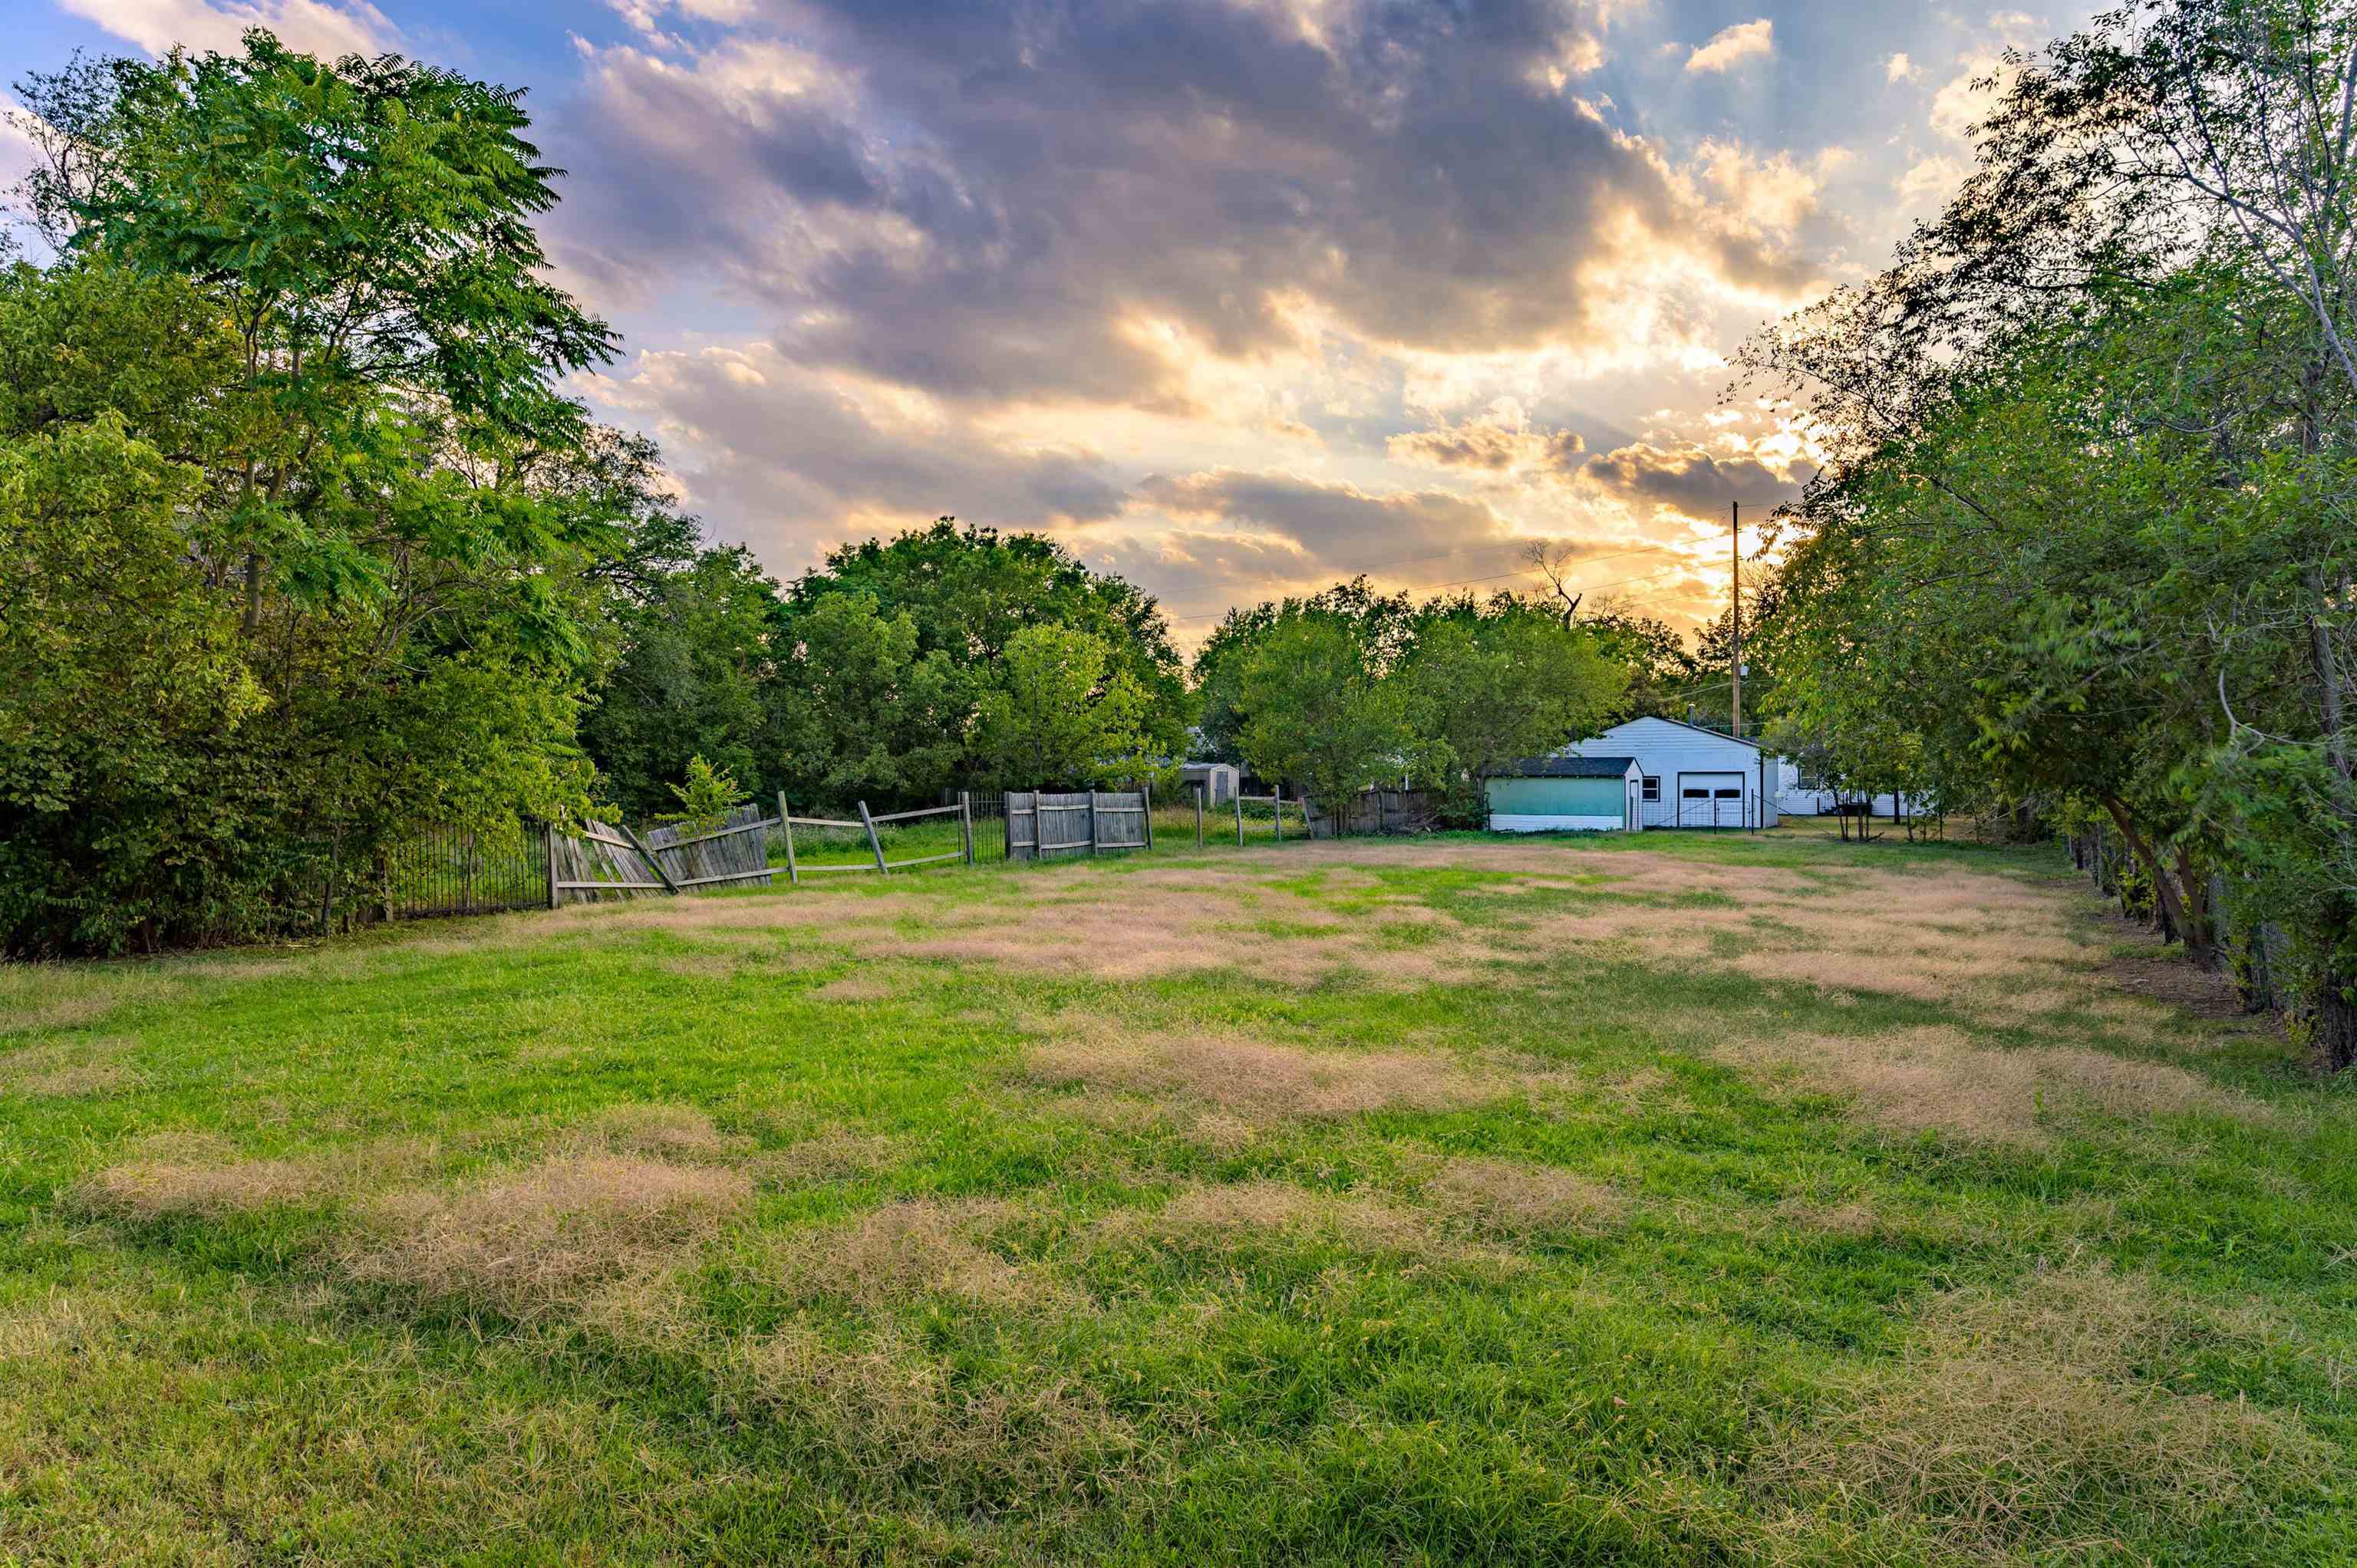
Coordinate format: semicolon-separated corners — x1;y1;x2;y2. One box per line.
1493;755;1638;779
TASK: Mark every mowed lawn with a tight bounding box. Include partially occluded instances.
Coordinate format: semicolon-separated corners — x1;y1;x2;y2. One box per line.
4;826;2355;1566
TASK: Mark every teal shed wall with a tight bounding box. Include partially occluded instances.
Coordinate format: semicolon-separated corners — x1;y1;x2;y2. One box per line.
1485;776;1627;820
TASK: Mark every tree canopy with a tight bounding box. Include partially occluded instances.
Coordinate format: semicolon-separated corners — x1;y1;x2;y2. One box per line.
1741;0;2357;1066
2;34;649;954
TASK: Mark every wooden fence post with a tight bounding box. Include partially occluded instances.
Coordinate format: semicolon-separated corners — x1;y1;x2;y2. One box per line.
544;822;558;910
859;801;888;874
778;792;799;886
1004;793;1014;862
1273;782;1283;843
960;791;974;865
1236;788;1244;847
1141;779;1154;849
1087;789;1101;856
1195;782;1205;848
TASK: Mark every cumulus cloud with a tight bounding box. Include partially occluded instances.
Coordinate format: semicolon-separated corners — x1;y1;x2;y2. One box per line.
546;0;1821;411
1895;153;1970;206
1885;51;1920;82
581;342;1126;572
522;0;1921;631
1136;468;1518;562
1576;440;1813;519
1386;400;1585;474
1685;18;1772;73
1931;53;2016;143
60;0;395;58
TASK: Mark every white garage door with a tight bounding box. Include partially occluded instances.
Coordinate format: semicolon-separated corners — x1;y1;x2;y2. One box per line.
1678;772;1745;827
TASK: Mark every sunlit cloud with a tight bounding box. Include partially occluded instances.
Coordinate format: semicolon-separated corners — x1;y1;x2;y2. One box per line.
1685;18;1773;74
26;0;2115;641
59;0;394;58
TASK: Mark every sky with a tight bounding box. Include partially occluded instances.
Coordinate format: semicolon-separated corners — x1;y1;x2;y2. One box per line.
5;0;2102;647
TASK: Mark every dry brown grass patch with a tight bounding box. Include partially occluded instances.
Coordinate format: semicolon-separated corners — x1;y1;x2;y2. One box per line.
727;1324;1135;1504
0;1292;138;1359
77;1133;328;1220
341;1155;751;1319
14;1059;132;1097
0;970;128;1036
2;1036;140;1099
812;973;897;1003
1769;1197;1884;1240
76;1133;446;1223
592;1102;753;1163
1721;1024;2271;1145
1755;1267;2329;1558
862;877;1500;988
754;1127;913;1184
762;1197;1054;1311
1427;1156;1626;1239
1024;1028;1521;1126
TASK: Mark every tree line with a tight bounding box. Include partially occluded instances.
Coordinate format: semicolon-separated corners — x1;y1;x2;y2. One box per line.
1;33;1713;956
1739;0;2357;1067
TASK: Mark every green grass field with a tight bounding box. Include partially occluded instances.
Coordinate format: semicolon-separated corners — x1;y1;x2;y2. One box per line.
5;823;2354;1564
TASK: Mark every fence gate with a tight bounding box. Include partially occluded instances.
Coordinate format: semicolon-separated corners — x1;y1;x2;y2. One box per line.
1003;788;1152;860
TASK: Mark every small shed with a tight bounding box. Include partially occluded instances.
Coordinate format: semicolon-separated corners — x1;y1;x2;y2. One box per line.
1181;762;1240;806
1485;756;1642;833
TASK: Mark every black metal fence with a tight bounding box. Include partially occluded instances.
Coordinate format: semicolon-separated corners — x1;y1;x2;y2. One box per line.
277;825;552;934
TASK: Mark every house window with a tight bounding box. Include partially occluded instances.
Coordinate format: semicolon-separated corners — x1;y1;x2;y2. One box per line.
1682;787;1709;800
1641;777;1660;803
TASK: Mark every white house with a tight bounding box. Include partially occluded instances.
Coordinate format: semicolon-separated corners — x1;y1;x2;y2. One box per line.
1553;716;1781;829
1771;763;1923;821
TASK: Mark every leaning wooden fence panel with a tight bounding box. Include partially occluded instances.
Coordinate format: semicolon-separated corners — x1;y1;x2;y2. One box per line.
548;818;671;904
644;802;775;890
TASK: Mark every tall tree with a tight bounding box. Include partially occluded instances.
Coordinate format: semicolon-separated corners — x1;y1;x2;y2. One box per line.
0;35;640;953
1400;598;1627;822
1236;616;1429;823
579;545;777;820
972;624;1161;789
780;517;1189;765
766;591;964;808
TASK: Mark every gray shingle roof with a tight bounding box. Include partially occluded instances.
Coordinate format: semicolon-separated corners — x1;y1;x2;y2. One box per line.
1493;756;1637;779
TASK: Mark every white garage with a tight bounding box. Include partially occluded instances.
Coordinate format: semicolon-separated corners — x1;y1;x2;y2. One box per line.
1550;716;1780;830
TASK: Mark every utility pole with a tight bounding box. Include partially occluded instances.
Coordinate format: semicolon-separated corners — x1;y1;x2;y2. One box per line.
1730;501;1742;739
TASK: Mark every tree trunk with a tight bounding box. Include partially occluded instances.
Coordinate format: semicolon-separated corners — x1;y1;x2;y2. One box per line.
2310;975;2357;1076
2098;797;2204;962
2172;846;2219;970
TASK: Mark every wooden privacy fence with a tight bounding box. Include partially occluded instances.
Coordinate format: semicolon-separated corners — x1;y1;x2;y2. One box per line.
1004;787;1153;859
546;818;675;904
